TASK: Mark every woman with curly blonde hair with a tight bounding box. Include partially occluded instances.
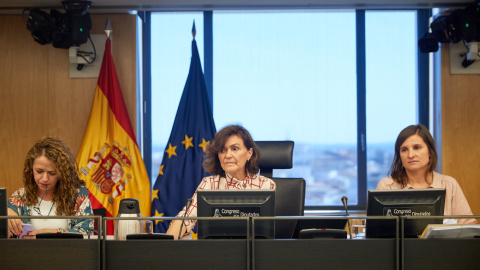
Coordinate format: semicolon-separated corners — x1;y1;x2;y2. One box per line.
7;137;93;237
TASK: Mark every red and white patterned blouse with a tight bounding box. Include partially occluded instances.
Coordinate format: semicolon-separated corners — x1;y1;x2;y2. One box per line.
176;172;276;236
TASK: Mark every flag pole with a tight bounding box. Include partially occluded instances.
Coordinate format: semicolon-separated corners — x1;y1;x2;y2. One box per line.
192;20;196;39
105;18;112;39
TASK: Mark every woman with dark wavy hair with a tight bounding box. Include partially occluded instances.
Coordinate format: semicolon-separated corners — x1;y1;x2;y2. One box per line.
7;137;93;238
377;124;475;224
167;124;276;239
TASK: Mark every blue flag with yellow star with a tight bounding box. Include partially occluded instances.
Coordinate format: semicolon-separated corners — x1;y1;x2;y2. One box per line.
151;38;216;234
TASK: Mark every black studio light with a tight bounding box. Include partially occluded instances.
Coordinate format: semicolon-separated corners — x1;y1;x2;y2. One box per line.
26;8;56;45
26;1;92;49
62;1;92;46
50;9;73;49
453;4;480;43
418;15;458;53
418;1;480;53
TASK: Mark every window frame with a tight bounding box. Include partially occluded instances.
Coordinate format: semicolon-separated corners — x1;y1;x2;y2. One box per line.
140;9;431;211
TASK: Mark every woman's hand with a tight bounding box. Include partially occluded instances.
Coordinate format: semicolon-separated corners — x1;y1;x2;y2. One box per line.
7;208;22;237
22;228;58;239
166;220;186;240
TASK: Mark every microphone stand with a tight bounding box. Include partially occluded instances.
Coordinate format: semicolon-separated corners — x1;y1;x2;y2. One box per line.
178;198;192;240
341;196;353;239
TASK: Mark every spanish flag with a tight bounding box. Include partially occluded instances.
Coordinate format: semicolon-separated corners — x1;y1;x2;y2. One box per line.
77;38;151;233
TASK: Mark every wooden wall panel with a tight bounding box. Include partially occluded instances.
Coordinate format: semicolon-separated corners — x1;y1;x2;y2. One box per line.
0;14;137;197
48;14;137;153
441;44;480;216
0;15;50;193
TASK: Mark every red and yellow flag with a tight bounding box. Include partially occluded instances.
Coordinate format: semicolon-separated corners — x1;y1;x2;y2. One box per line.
77;39;150;233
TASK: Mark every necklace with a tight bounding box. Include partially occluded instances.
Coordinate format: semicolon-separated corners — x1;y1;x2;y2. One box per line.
46;201;55;216
33;197;55;216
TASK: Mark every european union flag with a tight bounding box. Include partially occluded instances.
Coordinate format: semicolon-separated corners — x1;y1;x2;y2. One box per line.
151;38;216;233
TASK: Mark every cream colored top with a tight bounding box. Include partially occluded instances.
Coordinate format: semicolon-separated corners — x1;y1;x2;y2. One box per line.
377;171;476;224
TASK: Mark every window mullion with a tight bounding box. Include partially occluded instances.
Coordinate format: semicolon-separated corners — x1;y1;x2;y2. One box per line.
356;9;367;207
204;11;214;109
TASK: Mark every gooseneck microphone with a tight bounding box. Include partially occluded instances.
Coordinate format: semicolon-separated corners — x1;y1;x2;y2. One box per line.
178;198;192;240
341;196;353;239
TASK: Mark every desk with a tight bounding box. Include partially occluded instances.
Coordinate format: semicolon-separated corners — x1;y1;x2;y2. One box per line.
0;239;100;270
253;239;397;270
403;239;480;270
2;237;480;270
400;215;480;270
104;239;248;270
102;216;249;270
2;215;479;270
0;215;101;270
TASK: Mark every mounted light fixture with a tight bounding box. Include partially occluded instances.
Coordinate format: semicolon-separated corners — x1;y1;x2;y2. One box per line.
26;1;92;49
418;1;480;68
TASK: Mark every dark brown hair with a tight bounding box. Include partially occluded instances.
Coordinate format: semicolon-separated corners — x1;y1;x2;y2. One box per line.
388;124;437;188
23;137;85;215
203;125;260;176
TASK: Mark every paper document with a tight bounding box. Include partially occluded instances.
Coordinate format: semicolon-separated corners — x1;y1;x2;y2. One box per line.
420;224;480;239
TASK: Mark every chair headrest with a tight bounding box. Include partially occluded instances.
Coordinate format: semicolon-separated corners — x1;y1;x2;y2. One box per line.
255;141;294;170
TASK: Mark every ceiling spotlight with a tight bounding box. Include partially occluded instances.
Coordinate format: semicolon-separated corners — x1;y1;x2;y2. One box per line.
61;1;92;16
26;1;92;48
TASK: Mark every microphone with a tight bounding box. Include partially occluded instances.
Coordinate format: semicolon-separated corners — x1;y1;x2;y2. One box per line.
178;198;192;240
341;196;353;239
341;196;349;216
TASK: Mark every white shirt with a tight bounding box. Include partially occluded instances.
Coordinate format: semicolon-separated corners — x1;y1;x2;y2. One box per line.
30;199;68;231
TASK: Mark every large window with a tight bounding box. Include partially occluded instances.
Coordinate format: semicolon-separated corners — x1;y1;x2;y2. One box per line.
150;12;204;179
365;10;417;191
150;10;421;209
212;11;357;206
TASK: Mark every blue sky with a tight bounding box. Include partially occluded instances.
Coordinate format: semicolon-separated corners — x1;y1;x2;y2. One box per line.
151;10;416;149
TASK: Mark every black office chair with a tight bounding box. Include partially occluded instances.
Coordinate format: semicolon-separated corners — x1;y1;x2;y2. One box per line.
255;141;306;239
92;208;107;235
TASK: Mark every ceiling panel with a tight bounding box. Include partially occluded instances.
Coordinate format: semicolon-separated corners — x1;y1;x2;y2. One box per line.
0;0;472;14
